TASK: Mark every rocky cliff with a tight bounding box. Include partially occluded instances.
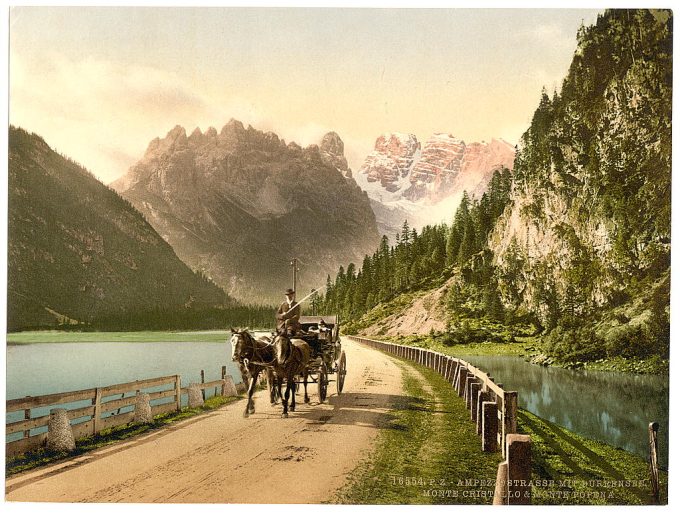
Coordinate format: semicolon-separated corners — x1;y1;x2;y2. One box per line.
113;121;379;302
489;10;671;338
355;132;514;238
8;126;230;331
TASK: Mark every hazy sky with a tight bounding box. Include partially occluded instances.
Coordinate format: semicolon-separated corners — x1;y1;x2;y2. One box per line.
10;7;601;184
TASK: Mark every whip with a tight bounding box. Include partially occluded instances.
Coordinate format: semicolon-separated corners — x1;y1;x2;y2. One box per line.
280;286;324;317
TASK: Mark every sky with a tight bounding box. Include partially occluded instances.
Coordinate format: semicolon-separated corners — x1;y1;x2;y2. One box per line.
9;7;602;184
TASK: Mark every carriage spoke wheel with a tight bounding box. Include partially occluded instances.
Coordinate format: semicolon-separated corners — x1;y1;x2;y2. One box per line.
317;364;328;403
336;351;347;394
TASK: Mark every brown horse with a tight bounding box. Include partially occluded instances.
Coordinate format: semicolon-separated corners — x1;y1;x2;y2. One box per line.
273;333;311;417
230;328;279;417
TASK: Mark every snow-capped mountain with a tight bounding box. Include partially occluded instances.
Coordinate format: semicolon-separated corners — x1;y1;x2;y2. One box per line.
355;132;515;239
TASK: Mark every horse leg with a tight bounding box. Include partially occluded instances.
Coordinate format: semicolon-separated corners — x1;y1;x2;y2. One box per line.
281;377;290;418
243;373;257;418
268;370;278;405
289;376;297;412
304;369;310;403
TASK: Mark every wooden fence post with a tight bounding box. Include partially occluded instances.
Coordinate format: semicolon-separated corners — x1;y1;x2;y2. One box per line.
506;434;532;505
649;422;660;504
477;390;490;435
504;391;518;435
200;370;206;401
23;409;31;439
482;402;499;452
93;387;102;435
470;382;481;421
175;375;182;411
464;376;475;407
492;461;508;505
456;367;468;396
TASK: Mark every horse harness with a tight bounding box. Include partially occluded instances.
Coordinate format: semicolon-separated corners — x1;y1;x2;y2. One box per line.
235;331;278;368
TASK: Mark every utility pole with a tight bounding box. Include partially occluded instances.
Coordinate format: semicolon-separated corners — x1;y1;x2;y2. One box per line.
290;258;299;293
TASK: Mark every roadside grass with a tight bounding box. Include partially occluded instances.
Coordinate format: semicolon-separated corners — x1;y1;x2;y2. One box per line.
332;360;502;504
333;351;665;505
376;333;531;358
375;333;667;376
519;409;667;505
6;395;240;476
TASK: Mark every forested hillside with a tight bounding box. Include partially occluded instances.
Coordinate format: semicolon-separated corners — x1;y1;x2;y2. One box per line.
7;126;266;331
321;9;671;369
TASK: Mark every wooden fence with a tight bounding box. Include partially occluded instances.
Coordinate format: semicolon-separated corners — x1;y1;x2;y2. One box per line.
348;336;518;458
6;368;241;458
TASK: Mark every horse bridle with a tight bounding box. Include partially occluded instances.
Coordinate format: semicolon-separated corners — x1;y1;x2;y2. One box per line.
234;331;277;368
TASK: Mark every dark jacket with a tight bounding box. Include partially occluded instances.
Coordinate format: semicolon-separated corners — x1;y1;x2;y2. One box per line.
276;300;301;333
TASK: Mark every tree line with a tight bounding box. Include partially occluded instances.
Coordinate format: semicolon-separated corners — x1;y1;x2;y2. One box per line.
319;168;513;323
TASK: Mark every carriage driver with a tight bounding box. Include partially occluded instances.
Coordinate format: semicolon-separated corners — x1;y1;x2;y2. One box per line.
276;288;301;335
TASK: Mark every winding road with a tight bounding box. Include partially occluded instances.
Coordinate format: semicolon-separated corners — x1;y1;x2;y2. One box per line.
6;338;408;503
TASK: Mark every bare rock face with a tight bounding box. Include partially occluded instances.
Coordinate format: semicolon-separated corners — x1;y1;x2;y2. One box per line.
357;132;514;204
113;122;379;303
453;138;516;200
358;133;420;192
320;131;352;178
405;133;466;201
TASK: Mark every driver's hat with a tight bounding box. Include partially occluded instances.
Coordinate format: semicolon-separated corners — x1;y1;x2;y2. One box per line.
285;288;295;296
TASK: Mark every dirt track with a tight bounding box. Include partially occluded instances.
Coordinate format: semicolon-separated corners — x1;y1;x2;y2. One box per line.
6;338;407;503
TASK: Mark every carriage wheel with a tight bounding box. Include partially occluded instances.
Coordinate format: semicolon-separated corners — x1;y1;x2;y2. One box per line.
318;364;328;403
336;351;347;394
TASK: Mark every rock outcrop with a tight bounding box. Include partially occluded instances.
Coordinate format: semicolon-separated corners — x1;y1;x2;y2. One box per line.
320;131;352;178
113;122;380;302
355;131;514;238
358;133;420;193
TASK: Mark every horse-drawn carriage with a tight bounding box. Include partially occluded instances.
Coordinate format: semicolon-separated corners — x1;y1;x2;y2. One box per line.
296;315;347;402
230;314;347;417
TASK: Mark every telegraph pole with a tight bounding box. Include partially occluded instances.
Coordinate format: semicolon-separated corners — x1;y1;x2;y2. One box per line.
290;258;299;293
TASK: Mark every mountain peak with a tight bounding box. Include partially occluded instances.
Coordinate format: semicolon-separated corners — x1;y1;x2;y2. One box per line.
320;132;352;178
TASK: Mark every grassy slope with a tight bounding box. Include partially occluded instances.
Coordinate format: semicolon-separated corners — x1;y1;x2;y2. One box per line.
350;289;667;375
333;353;665;505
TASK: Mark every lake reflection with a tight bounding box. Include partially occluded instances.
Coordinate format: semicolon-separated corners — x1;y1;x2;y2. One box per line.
460;355;669;467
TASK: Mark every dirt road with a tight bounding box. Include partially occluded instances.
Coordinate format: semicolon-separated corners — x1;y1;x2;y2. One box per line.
6;338;406;503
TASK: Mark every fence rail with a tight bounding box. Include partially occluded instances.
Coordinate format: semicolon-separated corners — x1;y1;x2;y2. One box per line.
348;335;518;458
6;368;242;459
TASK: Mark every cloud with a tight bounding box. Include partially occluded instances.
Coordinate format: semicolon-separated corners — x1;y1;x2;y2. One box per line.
10;52;272;183
9;50;378;185
518;22;577;52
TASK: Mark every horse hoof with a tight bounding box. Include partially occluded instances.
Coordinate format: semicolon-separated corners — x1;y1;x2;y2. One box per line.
282;413;289;418
304;397;310;404
243;412;249;418
290;406;295;412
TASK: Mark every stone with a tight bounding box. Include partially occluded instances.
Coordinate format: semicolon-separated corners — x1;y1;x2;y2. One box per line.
188;383;203;408
223;375;238;397
133;391;152;423
47;408;75;453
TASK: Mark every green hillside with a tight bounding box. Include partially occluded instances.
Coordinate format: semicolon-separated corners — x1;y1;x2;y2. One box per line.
8;126;232;331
